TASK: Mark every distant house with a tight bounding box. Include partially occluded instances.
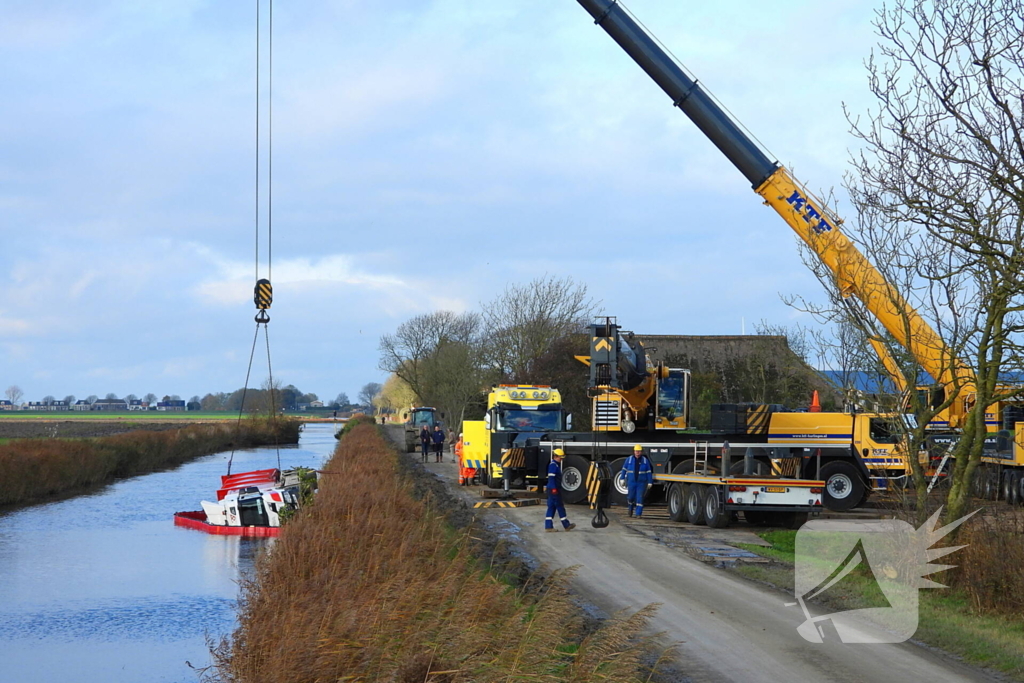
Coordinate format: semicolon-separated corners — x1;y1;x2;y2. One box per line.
156;400;186;412
25;401;46;411
309;400;324;408
0;400;13;411
127;400;147;411
51;400;69;412
73;400;91;412
93;398;128;412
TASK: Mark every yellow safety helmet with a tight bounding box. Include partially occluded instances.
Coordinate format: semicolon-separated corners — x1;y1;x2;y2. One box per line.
633;444;643;452
553;448;565;457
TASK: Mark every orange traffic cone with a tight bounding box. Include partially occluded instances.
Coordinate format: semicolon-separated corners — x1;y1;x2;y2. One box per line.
809;390;821;413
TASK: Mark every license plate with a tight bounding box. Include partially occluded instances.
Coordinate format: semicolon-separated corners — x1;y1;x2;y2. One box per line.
764;486;787;493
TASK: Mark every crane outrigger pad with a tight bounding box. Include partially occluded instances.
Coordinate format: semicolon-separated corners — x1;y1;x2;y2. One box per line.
480;490;544;499
473;499;540;509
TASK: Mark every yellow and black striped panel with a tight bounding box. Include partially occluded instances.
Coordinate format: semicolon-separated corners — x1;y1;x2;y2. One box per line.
501;448;525;469
771;458;801;477
463;459;486;469
746;405;772;434
254;279;273;310
473;499;540;508
586;461;601;509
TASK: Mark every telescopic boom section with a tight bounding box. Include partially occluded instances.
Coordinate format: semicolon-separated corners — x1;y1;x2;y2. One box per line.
575;0;973;417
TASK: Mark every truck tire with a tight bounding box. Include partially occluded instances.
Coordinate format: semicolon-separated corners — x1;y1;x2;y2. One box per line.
820;461;866;511
609;457;629;507
487;463;503;489
704;486;730;528
983;469;997;500
686;485;706;525
667;483;688;522
744;510;767;526
673;459;719;476
1017;472;1024;506
1003;471;1018;505
560;455;589;505
766;511;809;529
729;460;768;476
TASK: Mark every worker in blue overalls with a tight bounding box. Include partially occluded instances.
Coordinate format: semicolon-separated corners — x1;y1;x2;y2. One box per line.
624;444;654;518
545;449;576;533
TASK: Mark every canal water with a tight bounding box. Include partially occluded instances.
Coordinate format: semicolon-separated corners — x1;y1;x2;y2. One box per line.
0;422;338;683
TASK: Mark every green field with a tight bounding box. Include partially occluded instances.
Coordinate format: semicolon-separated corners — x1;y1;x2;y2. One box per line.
0;411;238;421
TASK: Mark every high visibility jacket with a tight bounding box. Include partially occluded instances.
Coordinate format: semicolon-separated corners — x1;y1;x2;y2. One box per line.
455;440;464;462
623;454;653;486
547;460;562;493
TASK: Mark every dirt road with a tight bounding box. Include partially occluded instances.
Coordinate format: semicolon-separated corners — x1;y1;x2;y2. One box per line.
419;456;999;683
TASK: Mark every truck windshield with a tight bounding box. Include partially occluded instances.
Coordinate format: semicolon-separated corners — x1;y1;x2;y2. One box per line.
497;410;562;432
410;411;435;428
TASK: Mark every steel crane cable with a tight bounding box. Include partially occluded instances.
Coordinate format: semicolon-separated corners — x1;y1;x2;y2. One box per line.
228;0;280;475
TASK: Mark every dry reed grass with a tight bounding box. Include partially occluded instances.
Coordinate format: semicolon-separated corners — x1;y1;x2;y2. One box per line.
0;417;299;507
211;424;662;682
943;506;1024;616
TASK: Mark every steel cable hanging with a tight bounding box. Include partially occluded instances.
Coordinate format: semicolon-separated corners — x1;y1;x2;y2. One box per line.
227;0;279;475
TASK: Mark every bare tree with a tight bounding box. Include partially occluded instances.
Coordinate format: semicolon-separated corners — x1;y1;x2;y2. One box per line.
379;311;481;402
63;395;76;406
42;395;55;405
5;385;23;405
481;276;600;382
143;393;157;404
86;395;99;404
358;382;383;407
835;0;1024;521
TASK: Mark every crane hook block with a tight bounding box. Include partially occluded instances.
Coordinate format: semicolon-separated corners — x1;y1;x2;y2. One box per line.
254;278;273;310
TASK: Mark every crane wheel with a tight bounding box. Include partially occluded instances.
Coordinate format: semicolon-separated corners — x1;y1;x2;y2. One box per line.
608;457;629;507
560;455;590;505
820;461;866;512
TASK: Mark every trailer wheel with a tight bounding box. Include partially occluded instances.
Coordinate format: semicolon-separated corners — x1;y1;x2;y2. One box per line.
686;485;706;525
609;457;629;507
560;455;589;505
1003;472;1017;505
667;483;688;522
820;461;865;511
1017;472;1024;506
704;487;730;528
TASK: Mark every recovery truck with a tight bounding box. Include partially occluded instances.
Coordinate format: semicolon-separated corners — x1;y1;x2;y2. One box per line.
462;384;569;489
569;0;1024;502
463;380;824;527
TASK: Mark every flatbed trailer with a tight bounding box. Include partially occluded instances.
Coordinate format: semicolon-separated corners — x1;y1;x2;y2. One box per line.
538;436;824;528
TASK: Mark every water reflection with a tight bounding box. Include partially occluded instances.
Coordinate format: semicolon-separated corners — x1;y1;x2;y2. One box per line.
0;422;336;683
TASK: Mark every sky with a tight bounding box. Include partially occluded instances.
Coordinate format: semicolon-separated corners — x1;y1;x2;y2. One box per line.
1;0;883;404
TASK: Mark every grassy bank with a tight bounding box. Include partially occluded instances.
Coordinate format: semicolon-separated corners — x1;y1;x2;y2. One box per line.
0;417;300;507
734;522;1024;678
210;424;662;683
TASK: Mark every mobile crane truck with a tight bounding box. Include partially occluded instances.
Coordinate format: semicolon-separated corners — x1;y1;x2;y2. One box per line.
569;0;1024;503
463;376;825;527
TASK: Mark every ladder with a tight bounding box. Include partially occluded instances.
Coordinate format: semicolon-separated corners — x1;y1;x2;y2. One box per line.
694;441;710;474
